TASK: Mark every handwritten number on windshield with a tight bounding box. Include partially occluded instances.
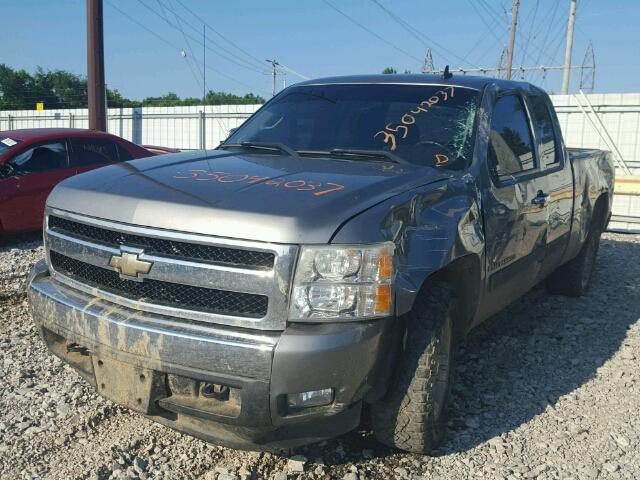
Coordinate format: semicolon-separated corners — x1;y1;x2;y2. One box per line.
374;86;455;151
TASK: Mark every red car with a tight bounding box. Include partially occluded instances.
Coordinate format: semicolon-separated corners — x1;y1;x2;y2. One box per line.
0;129;158;236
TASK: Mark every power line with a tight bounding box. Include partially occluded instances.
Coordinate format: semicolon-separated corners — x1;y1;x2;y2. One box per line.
369;0;479;68
105;0;269;96
172;0;266;71
166;0;204;79
530;0;562;83
163;0;204;94
518;0;540;69
278;64;310;81
462;0;507;66
322;0;422;64
135;0;265;73
106;1;179;51
477;0;509;23
172;0;309;81
468;0;507;44
154;0;171;25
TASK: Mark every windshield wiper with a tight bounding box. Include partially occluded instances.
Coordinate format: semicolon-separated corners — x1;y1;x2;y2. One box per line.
298;148;403;164
219;142;298;157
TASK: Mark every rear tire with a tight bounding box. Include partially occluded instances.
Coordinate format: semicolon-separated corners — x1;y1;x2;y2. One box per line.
546;224;601;297
371;281;455;454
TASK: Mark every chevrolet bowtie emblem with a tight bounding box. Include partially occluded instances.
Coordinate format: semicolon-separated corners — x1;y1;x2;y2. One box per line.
109;250;153;279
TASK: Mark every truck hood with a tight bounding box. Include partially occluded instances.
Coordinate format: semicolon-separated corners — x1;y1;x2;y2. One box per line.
47;150;450;244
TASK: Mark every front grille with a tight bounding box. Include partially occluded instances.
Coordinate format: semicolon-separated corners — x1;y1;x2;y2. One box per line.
48;216;275;269
49;251;268;318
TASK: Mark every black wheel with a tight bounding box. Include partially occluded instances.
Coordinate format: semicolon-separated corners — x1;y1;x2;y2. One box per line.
546;225;601;297
371;281;455;454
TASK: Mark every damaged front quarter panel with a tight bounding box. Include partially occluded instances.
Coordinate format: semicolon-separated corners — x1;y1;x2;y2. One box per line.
331;174;485;325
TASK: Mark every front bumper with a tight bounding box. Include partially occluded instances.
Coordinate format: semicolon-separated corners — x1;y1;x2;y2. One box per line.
28;260;394;450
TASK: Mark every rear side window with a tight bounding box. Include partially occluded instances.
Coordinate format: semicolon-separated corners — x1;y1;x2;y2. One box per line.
488;95;536;178
10;142;68;173
70;138;119;167
528;94;558;165
116;143;134;161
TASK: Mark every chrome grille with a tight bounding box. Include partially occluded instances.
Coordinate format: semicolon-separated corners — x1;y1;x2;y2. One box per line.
50;251;269;318
44;208;297;330
48;215;275;269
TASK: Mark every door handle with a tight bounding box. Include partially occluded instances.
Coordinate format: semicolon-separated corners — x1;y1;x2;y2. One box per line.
531;191;550;206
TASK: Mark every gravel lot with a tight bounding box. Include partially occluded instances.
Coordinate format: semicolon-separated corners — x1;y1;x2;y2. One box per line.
1;232;639;480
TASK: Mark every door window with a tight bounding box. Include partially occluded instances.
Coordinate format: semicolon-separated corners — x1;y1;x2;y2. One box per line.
488;95;537;179
528;94;559;166
70;138;120;167
9;142;68;174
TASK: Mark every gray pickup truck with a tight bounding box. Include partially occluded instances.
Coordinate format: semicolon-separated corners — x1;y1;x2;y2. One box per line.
28;75;614;454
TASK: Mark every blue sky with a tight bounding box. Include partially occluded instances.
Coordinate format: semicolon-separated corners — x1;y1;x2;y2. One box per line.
2;0;638;100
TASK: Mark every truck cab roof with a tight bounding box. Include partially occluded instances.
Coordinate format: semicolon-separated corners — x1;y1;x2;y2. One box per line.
295;73;534;92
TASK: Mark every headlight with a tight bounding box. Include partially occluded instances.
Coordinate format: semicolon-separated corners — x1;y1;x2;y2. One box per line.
289;243;394;321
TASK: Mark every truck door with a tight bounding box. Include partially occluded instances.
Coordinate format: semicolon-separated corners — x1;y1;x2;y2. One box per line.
526;92;574;277
480;92;550;317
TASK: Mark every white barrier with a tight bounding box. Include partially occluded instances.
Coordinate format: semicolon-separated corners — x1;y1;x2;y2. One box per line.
0;104;261;150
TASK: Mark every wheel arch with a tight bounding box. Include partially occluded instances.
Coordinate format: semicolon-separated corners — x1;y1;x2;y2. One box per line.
592;191;610;232
421;253;482;340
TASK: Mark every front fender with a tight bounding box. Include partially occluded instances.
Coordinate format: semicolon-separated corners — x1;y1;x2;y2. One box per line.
331;176;485;316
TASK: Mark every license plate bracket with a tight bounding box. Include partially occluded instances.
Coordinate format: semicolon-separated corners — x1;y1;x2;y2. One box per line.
92;356;155;414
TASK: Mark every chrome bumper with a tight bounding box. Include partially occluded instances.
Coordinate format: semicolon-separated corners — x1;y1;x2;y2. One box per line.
28;259;278;381
28;259;394;449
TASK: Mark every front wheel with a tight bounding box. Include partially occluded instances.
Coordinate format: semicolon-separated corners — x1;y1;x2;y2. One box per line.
370;281;455;454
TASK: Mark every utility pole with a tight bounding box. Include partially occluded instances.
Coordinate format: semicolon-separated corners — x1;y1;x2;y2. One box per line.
87;0;106;131
203;25;206;105
266;59;280;97
505;0;520;80
561;0;578;94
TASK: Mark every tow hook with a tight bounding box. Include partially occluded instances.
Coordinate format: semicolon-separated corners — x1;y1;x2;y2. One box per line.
201;383;230;401
66;343;90;355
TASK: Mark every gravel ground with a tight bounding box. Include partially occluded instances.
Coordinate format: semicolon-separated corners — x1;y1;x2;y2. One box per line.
1;232;639;480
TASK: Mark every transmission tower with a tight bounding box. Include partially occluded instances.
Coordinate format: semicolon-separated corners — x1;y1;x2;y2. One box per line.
423;0;595;93
496;47;508;79
579;41;596;92
422;48;435;73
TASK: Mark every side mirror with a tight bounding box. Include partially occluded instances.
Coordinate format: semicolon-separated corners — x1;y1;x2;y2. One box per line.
227;127;238;138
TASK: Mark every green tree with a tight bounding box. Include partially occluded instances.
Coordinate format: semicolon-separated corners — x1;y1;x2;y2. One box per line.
107;88;141;108
382;67;397;74
0;64;265;110
0;64;36;110
32;67;88;108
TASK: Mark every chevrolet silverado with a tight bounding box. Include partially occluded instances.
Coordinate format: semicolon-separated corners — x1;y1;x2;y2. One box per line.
28;75;614;453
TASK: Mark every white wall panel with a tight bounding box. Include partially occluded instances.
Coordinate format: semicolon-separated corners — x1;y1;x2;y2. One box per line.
0;104;261;150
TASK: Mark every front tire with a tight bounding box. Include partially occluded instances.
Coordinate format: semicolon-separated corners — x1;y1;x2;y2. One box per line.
371;281;455;454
